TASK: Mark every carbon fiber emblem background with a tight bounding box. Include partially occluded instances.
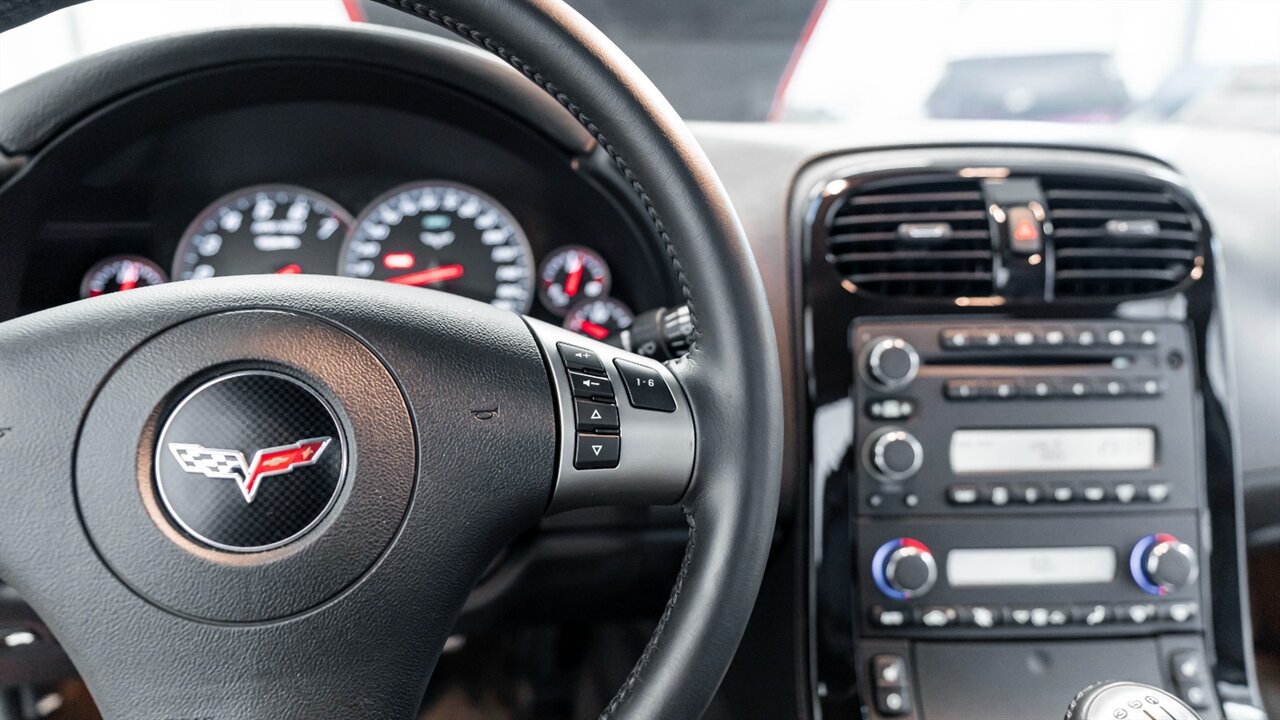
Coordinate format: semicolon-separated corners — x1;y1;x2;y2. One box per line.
155;371;346;552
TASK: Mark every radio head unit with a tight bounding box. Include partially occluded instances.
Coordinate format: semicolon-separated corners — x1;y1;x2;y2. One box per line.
850;318;1200;516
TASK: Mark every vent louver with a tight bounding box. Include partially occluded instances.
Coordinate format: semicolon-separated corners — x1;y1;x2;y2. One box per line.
824;177;995;298
1045;176;1202;298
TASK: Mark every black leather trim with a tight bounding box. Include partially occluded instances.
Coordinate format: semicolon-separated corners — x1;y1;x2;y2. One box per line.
361;2;783;717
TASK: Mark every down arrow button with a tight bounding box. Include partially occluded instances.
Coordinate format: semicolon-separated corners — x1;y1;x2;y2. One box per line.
574;433;620;469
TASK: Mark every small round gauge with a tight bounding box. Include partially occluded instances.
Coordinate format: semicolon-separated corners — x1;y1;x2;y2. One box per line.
173;185;352;280
340;182;535;313
537;245;611;316
81;256;167;298
564;298;634;341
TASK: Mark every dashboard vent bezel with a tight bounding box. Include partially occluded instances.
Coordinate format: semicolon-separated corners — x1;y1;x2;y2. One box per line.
820;174;997;300
807;157;1210;305
1041;174;1206;300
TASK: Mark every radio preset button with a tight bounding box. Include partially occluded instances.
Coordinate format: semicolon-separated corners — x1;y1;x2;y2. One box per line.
1015;483;1045;504
1072;328;1098;346
947;484;980;505
1050;483;1076;502
864;337;920;390
945;379;980;400
988;484;1011;506
1081;483;1107;502
940;328;972;349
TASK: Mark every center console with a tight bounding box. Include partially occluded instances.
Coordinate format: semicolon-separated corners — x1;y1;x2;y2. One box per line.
798;148;1262;719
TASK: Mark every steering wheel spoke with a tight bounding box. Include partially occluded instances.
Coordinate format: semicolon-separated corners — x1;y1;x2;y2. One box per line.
525;319;695;513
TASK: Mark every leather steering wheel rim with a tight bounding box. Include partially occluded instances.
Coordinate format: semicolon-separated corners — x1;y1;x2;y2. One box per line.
0;2;783;718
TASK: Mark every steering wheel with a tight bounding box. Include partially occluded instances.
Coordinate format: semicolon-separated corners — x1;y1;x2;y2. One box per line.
0;1;782;718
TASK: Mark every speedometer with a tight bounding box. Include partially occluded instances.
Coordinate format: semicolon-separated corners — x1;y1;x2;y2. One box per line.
174;185;351;280
339;182;534;313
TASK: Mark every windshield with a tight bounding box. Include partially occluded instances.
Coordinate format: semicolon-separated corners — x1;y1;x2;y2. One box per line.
2;0;1277;132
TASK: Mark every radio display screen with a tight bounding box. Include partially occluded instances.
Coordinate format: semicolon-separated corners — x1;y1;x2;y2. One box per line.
947;547;1117;586
949;428;1155;474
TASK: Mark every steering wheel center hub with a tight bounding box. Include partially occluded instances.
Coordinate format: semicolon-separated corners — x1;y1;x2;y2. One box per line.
155;370;347;553
75;309;416;623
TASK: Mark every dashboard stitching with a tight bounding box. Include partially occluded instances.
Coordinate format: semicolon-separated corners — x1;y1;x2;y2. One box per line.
380;0;701;348
600;507;696;720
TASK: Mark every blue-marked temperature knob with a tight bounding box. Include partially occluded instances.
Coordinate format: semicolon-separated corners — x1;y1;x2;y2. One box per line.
1130;533;1198;596
872;537;937;600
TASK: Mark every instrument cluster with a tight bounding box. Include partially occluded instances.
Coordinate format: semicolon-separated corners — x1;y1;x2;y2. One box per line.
81;182;634;339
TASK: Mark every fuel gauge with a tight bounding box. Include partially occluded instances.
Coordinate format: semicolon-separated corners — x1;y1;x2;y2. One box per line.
81;256;167;299
564;298;633;341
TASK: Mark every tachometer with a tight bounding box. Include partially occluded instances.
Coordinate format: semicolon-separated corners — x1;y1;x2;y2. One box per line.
537;246;610;316
340;182;534;313
173;185;351;280
81;256;166;298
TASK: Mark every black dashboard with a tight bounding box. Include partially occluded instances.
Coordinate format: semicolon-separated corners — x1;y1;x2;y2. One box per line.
1;23;1277;720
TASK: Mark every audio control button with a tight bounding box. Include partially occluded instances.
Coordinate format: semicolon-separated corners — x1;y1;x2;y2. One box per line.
864;428;923;483
864;337;920;390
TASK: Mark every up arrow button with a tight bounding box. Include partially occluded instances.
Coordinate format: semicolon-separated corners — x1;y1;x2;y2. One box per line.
573;399;619;432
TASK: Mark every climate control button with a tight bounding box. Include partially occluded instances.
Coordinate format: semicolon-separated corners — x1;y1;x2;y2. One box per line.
1130;534;1198;596
872;538;937;600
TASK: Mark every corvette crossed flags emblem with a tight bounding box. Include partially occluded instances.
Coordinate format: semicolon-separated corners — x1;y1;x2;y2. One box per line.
167;437;332;503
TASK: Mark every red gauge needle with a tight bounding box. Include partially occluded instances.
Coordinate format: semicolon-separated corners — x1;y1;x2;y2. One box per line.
564;255;584;297
276;263;303;275
118;262;140;291
387;264;465;286
579;321;610;340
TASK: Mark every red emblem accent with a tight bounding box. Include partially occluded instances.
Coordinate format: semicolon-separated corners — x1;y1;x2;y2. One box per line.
167;437;332;503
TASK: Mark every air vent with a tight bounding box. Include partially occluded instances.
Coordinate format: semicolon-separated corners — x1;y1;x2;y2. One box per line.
825;177;995;298
1044;176;1202;298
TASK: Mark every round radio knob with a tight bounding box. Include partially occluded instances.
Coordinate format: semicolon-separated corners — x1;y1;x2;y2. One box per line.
872;538;937;600
864;337;920;390
865;428;923;483
1130;534;1198;595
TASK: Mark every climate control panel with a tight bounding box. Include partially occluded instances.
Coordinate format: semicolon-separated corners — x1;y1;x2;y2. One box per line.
856;515;1206;639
